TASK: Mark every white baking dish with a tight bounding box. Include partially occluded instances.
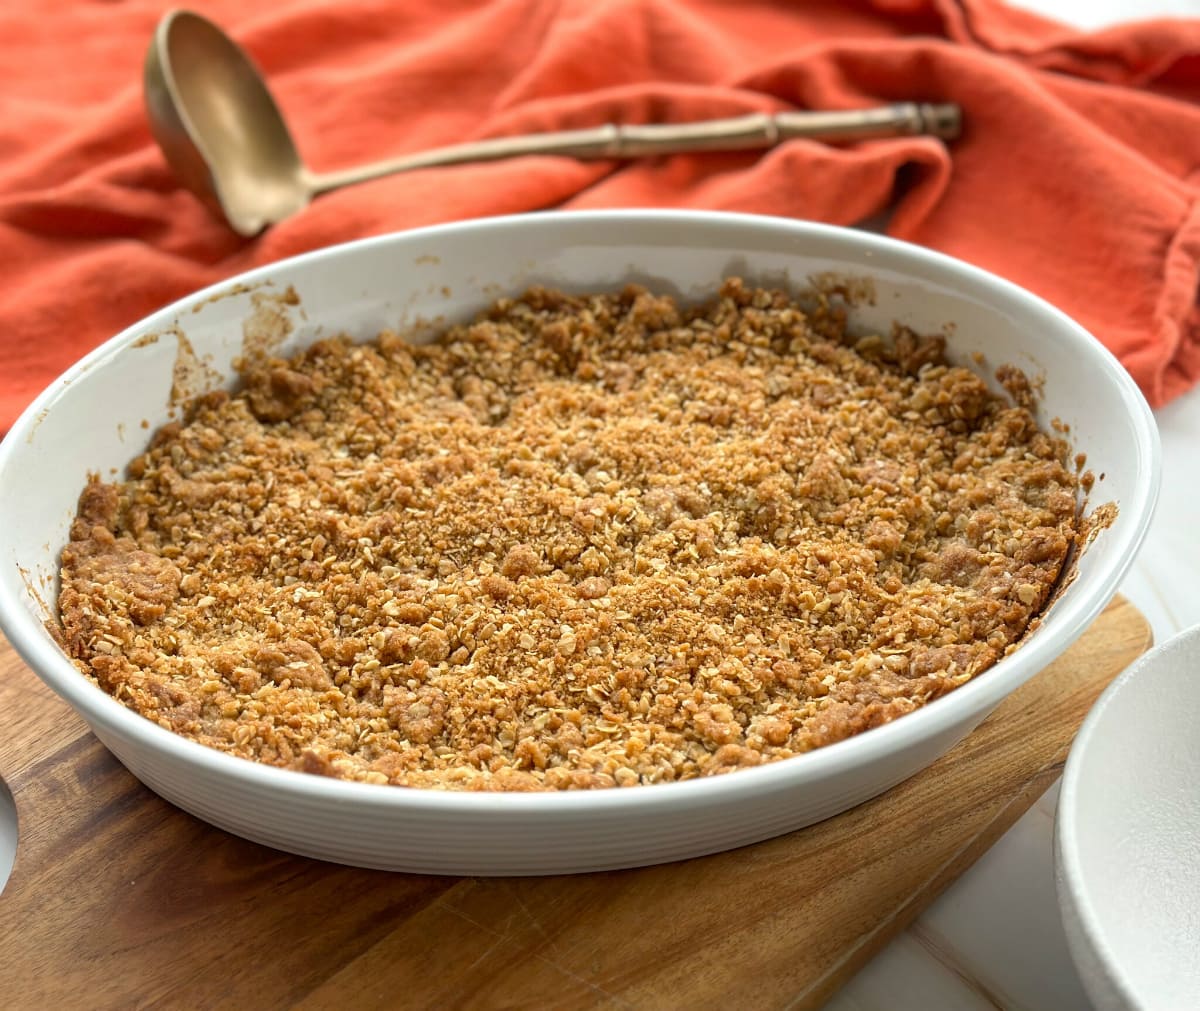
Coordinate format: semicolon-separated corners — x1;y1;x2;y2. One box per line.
1056;624;1200;1010
0;211;1159;874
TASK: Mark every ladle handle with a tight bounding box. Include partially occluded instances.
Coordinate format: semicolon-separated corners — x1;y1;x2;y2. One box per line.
310;102;961;194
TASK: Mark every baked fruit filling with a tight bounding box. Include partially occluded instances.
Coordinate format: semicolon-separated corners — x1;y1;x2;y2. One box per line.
57;279;1079;790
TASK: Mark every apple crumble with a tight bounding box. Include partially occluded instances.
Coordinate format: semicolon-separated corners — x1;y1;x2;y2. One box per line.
57;279;1079;790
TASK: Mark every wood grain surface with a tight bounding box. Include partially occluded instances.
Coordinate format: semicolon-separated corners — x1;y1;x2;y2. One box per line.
0;597;1149;1010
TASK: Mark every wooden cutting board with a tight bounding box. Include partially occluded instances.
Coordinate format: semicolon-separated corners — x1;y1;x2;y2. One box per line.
0;597;1149;1009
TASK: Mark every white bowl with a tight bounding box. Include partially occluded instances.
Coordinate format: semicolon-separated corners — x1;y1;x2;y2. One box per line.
0;211;1160;874
1056;624;1200;1010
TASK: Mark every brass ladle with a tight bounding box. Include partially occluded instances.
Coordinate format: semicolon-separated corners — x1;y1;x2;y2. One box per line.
144;9;962;237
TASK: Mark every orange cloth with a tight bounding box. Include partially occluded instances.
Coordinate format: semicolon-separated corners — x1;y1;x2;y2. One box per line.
4;0;1200;432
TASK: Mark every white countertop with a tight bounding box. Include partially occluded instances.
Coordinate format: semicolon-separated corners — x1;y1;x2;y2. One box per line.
1;3;1196;1006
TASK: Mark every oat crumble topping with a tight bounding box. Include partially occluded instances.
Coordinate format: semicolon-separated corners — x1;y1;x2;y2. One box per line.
57;279;1079;790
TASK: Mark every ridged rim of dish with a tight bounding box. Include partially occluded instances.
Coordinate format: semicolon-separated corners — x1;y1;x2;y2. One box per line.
0;210;1162;815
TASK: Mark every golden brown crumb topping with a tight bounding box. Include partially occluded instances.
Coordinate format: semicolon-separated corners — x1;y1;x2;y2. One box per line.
57;279;1079;790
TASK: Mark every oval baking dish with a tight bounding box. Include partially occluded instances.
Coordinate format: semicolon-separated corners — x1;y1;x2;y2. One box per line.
0;211;1159;874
